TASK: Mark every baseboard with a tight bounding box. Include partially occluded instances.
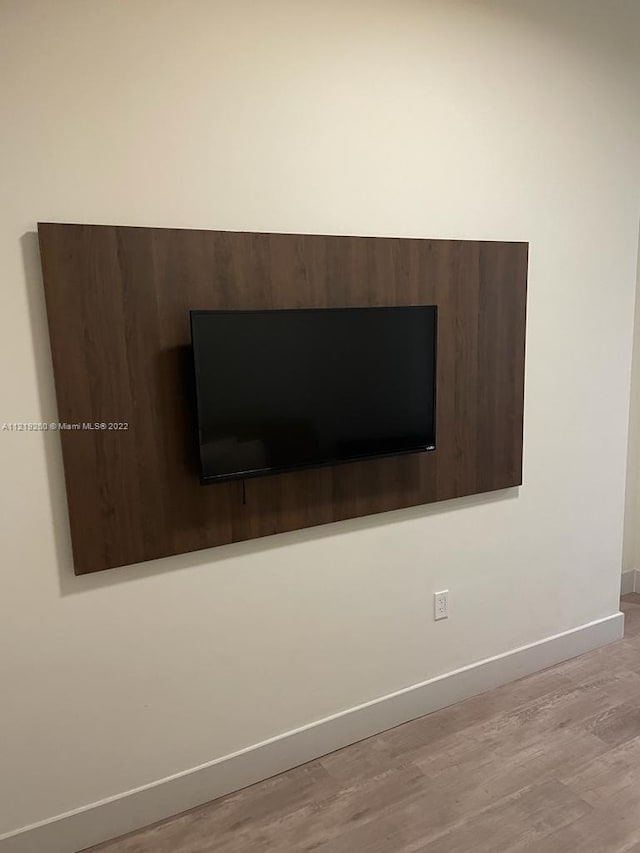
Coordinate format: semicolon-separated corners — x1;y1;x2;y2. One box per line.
0;611;624;853
621;569;639;595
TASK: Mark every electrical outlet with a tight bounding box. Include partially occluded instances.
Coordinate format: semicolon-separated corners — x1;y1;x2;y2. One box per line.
434;590;449;621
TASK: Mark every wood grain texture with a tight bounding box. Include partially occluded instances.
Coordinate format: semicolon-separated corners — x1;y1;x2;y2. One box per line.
86;598;640;853
37;224;528;573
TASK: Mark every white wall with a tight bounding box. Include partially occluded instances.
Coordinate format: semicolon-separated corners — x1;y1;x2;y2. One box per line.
1;0;639;837
623;239;640;575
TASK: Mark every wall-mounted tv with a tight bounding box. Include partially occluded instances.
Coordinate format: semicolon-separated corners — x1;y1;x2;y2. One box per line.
190;306;437;484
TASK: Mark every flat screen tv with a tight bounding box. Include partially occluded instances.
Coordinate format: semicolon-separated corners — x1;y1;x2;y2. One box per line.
190;306;437;483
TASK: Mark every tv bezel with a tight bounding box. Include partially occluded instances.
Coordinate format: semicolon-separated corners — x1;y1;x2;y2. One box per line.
190;306;438;484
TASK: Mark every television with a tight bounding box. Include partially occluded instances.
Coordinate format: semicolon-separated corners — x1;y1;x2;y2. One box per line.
190;306;437;484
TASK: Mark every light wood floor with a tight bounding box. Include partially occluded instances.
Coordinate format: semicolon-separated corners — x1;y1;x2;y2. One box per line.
90;594;640;853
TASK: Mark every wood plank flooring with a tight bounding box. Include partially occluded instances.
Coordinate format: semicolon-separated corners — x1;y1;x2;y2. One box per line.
89;595;640;853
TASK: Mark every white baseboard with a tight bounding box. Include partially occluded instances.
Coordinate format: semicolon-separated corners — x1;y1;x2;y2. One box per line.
621;569;639;595
0;611;624;853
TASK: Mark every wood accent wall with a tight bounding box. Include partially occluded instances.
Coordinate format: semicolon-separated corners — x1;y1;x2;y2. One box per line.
38;224;528;574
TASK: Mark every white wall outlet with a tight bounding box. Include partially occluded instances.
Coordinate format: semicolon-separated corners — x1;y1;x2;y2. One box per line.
434;590;449;621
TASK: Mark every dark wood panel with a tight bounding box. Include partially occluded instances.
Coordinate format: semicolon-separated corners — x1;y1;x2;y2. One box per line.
37;224;528;574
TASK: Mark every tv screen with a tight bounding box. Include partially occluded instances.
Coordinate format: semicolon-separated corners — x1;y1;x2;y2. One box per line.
190;306;437;483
